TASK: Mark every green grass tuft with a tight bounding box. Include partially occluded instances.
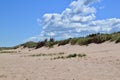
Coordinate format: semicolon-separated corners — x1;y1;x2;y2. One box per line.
22;41;37;48
0;51;17;53
52;53;86;60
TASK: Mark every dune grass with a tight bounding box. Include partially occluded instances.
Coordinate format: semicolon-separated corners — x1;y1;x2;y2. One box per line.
35;32;120;49
0;51;17;53
1;32;120;49
20;41;37;48
30;52;86;60
52;53;86;60
30;52;65;57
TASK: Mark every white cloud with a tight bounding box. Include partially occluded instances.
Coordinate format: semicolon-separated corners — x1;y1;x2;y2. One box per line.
27;0;120;41
89;18;120;33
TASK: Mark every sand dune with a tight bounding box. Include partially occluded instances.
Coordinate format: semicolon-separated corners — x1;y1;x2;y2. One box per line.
0;42;120;80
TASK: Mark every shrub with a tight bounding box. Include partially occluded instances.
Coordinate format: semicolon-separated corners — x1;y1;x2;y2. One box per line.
52;53;86;60
30;52;65;57
78;54;86;57
87;33;100;37
111;33;120;42
58;39;70;46
101;34;111;41
50;38;55;42
77;38;91;46
66;54;77;58
89;35;106;44
70;38;78;45
44;39;48;43
36;39;49;49
46;42;54;48
115;37;120;43
36;41;45;49
12;45;20;49
21;41;37;48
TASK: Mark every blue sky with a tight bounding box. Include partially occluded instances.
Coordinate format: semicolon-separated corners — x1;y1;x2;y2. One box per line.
0;0;120;47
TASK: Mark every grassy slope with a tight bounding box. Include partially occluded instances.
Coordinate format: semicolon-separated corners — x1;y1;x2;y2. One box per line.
36;32;120;48
1;32;120;50
0;41;37;50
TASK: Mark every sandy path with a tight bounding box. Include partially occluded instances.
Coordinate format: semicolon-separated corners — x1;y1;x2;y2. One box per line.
0;42;120;80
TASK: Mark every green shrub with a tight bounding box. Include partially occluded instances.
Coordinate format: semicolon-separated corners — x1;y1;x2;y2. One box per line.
30;52;65;57
78;54;86;57
58;39;70;46
36;41;46;49
46;42;55;48
21;41;37;48
89;35;106;44
87;33;100;37
12;45;20;49
111;33;120;42
115;37;120;43
66;54;77;58
70;38;79;45
77;38;91;45
52;53;86;60
50;38;55;42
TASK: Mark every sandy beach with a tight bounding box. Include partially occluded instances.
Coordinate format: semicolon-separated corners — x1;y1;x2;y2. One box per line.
0;42;120;80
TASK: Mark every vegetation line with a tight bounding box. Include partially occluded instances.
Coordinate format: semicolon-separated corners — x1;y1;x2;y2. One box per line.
35;32;120;48
29;52;65;57
51;53;86;60
1;32;120;49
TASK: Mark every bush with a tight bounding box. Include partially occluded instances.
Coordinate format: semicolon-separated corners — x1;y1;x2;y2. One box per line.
44;39;48;43
78;54;86;57
101;34;112;41
50;38;55;42
21;41;37;48
111;33;120;42
89;35;106;44
66;54;77;58
52;53;86;60
77;38;91;45
115;37;120;43
70;38;78;45
87;33;100;37
45;42;54;48
36;41;45;49
58;39;70;46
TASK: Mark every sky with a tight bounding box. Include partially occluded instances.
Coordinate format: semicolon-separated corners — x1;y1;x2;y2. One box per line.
0;0;120;47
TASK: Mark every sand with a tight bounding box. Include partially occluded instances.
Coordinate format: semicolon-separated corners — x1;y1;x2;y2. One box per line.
0;42;120;80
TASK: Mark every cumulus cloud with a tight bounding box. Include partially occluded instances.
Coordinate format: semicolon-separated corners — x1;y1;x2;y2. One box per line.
28;0;120;41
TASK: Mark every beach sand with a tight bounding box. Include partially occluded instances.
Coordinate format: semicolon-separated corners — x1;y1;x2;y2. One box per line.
0;42;120;80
